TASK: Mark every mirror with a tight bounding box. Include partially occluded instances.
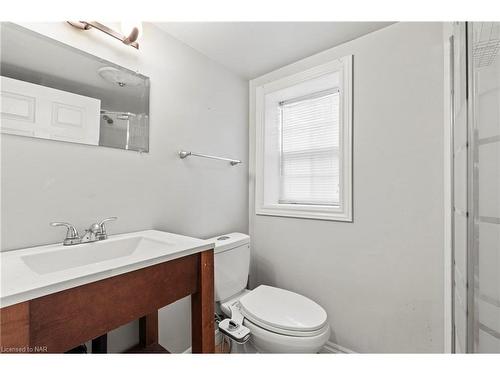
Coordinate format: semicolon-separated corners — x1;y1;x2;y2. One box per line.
0;23;150;152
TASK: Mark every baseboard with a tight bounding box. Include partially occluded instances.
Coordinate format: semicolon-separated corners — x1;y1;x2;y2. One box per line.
183;340;356;354
320;340;356;354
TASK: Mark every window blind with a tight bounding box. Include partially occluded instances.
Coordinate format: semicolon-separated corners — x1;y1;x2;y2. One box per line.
279;89;340;206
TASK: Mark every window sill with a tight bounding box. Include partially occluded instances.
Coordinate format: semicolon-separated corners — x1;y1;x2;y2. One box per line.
256;204;352;222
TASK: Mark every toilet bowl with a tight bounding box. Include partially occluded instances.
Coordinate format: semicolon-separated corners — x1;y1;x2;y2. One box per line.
209;233;330;353
220;285;330;353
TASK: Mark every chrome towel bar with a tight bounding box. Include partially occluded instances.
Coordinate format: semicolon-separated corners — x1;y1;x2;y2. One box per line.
178;150;241;166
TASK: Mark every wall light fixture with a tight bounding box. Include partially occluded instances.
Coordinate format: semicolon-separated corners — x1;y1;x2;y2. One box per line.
67;21;141;49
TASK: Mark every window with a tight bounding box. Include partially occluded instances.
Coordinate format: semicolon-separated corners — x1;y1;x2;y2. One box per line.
279;89;340;206
253;56;352;221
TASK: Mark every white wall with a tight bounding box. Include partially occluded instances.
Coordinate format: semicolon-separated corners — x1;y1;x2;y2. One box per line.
249;22;445;353
0;22;248;353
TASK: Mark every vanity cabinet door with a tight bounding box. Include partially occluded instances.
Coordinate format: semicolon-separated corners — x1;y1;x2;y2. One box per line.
0;76;101;145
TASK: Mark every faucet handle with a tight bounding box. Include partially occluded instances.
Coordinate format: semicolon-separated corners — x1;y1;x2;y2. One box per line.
98;217;117;237
50;222;80;245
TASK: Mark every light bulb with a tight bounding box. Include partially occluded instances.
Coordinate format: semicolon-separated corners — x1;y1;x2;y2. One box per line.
121;21;142;44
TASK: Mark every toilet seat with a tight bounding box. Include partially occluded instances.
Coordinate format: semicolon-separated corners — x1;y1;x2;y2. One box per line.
244;313;330;337
238;285;328;337
243;317;331;353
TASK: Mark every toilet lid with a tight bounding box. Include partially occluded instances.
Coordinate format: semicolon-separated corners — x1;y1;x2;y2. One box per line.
239;285;327;333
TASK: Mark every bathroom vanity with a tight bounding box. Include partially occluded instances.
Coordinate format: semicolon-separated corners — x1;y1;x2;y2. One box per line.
0;230;215;353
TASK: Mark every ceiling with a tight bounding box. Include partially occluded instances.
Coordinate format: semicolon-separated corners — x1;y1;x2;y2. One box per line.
155;22;394;79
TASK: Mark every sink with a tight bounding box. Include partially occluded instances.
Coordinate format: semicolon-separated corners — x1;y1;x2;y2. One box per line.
1;229;214;308
21;236;171;275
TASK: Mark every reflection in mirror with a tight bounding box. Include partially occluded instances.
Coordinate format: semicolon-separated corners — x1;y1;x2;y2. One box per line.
0;22;150;152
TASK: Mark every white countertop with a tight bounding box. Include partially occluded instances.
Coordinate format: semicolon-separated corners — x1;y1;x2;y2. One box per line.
0;230;215;308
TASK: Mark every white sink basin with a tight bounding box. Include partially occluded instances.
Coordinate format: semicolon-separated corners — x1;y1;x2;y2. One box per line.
21;236;173;275
1;230;215;307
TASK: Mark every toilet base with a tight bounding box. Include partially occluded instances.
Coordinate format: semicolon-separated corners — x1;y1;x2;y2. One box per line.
229;339;258;353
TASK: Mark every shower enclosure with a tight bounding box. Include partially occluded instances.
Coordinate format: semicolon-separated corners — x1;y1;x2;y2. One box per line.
99;110;149;152
451;22;500;353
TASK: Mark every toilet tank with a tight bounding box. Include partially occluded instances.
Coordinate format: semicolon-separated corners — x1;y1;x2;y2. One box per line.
206;233;250;302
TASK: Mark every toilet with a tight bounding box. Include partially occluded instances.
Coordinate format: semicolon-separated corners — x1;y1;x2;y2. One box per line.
209;233;330;353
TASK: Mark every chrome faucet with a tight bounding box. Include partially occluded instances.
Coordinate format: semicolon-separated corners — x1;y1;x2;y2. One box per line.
50;217;117;246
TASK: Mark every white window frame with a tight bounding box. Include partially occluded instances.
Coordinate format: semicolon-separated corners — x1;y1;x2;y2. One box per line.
253;55;353;222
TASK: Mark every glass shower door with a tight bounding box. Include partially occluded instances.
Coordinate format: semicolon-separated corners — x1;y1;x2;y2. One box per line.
452;22;500;353
469;21;500;353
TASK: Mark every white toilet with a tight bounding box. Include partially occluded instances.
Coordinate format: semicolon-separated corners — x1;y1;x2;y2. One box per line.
209;233;330;353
